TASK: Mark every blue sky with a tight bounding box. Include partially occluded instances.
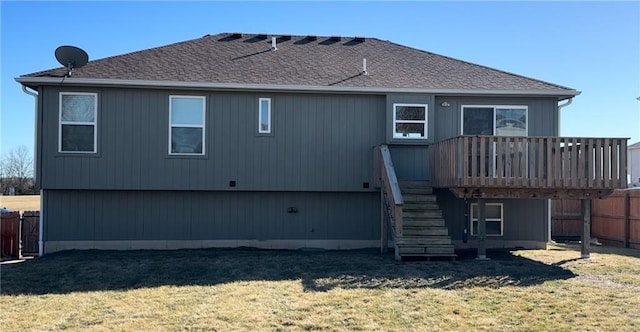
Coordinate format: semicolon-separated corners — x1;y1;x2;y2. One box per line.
1;1;639;158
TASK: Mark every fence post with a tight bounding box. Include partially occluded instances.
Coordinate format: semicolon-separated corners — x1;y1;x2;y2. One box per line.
624;192;630;248
581;199;591;259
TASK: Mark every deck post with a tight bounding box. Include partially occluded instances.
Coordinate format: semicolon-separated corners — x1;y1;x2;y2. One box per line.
477;198;488;260
581;199;591;259
380;188;388;254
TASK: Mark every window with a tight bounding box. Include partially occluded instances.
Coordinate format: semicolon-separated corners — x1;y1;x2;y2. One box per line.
470;203;503;236
59;92;97;153
169;96;205;155
462;105;529;177
258;98;271;134
393;103;428;139
462;106;527;136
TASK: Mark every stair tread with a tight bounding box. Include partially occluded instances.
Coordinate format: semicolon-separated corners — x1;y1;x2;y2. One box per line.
402;195;437;202
403;202;439;206
396;240;453;245
398;180;432;187
401;189;433;194
396;244;455;248
402;203;442;212
403;221;447;227
404;211;442;215
403;218;446;222
396;242;455;246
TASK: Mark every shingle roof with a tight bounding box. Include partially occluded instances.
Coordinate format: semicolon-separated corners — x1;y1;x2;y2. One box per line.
20;32;577;96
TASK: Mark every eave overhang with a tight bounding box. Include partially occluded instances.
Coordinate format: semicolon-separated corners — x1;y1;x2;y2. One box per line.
15;77;581;100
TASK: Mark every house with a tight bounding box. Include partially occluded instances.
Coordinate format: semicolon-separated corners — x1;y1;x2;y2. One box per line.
16;33;628;259
630;141;640;187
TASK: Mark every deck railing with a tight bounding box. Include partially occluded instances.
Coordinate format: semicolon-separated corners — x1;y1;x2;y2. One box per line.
430;136;628;190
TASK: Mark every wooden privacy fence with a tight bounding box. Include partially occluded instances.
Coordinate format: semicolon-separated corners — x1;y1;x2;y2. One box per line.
0;210;40;258
1;211;20;258
22;211;40;255
591;190;640;249
431;136;627;190
552;189;640;248
551;200;582;239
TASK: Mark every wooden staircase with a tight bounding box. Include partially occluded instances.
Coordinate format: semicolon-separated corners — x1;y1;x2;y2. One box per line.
394;181;456;260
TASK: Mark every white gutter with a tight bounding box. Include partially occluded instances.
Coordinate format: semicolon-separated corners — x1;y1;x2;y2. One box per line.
21;86;44;257
548;97;574;244
15;77;581;98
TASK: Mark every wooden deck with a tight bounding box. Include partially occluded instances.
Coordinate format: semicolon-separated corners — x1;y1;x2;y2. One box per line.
430;136;628;199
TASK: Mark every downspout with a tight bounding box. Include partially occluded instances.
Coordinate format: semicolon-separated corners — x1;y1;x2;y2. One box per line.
556;98;573;137
21;85;43;256
548;97;573;243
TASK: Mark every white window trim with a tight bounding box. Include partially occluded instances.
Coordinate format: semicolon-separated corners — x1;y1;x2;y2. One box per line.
58;92;98;153
258;98;271;134
169;95;206;156
470;202;504;236
393;103;428;139
460;105;528;136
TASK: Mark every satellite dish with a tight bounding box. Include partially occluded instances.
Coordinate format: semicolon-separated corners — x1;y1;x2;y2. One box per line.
55;45;89;76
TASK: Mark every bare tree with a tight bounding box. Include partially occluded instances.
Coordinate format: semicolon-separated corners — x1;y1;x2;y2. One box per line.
1;145;34;194
0;158;7;193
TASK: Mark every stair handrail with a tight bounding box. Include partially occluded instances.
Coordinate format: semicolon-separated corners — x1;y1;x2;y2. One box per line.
382;191;396;235
375;145;404;237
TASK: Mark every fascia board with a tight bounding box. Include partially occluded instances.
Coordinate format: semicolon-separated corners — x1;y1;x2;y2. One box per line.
16;77;581;98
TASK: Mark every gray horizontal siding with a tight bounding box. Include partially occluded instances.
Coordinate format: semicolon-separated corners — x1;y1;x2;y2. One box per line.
436;189;547;242
40;87;386;191
44;190;380;242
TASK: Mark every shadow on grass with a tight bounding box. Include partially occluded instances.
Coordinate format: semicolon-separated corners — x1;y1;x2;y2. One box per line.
551;241;640;259
0;248;576;295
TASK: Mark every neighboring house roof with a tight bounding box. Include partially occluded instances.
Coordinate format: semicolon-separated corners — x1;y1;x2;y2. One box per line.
629;141;640;149
17;32;579;98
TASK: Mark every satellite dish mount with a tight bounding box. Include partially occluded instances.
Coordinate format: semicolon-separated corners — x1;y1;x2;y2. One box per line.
55;45;89;77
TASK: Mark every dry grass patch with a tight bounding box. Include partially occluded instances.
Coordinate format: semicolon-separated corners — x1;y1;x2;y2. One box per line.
1;246;639;331
0;195;40;211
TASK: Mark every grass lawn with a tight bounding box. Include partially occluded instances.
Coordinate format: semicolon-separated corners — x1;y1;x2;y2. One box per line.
0;195;40;212
1;244;639;331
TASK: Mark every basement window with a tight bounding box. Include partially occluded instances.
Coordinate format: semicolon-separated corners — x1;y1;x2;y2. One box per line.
393;104;428;139
258;98;271;134
59;92;97;153
470;203;503;236
169;96;205;155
